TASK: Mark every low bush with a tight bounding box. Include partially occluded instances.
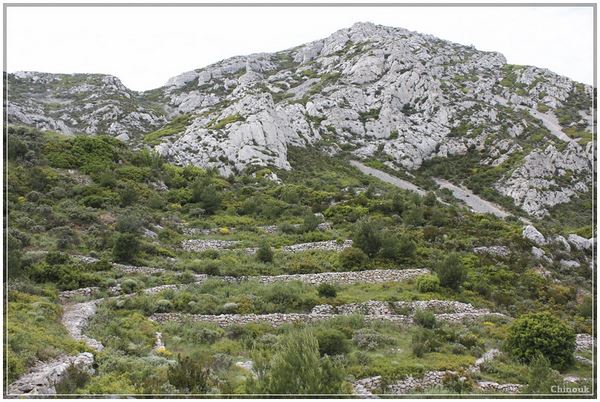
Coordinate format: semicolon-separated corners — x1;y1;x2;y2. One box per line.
338;247;368;271
413;309;437;329
416;274;440;293
352;328;396;350
315;328;350;356
317;283;337;298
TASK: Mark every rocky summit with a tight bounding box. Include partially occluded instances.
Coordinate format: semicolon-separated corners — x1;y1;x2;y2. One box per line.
5;22;594;217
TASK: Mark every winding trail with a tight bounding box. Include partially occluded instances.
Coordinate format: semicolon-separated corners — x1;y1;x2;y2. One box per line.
433;178;511;218
350;160;427;195
351;160;531;223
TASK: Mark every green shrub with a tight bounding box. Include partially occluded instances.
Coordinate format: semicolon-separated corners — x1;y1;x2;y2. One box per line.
202;261;221;276
442;371;473;394
436;253;466;291
113;233;140;263
413;309;437;329
416;274;440;293
505;311;575;369
317;283;337;298
249;329;345;394
352;218;382;257
156;299;173;313
301;213;320;233
191;181;222;214
338;247;368;271
379;233;416;262
525;354;563;394
120;279;141;294
256;241;274;263
315;328;350;356
411;328;439;357
168;354;210;393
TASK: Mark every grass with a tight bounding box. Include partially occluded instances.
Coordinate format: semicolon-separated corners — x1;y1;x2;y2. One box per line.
143;114;193;145
209;114;245;130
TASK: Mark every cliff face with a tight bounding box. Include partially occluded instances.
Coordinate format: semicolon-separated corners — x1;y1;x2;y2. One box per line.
5;22;594;217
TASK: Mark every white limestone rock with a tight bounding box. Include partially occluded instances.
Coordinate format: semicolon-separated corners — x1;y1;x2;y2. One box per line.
523;225;547;246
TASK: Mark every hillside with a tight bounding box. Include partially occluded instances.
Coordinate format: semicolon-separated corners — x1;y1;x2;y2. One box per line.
4;22;596;397
6;22;594;218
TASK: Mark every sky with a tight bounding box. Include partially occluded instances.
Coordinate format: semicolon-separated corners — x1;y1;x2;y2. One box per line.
5;5;595;91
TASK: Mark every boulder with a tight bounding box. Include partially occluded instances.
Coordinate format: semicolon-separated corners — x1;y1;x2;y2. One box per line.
523;225;547;246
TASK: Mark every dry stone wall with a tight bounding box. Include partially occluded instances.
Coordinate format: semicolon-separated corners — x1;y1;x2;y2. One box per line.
150;300;507;327
7;353;95;396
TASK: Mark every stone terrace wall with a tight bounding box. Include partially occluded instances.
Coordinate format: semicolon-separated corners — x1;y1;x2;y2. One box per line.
7;353;95;396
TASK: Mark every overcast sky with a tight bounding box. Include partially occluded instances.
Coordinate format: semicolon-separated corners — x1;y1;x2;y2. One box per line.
6;5;594;91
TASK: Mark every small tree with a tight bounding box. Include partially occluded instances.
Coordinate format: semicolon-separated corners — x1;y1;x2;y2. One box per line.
256;240;273;263
436;253;466;291
423;191;437;207
301;213;320;233
379;233;416;262
113;233;140;263
192;181;221;214
505;312;575;370
352;218;381;258
252;329;345;394
525;354;563;394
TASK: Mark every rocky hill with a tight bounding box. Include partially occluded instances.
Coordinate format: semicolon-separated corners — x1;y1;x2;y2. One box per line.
5;22;594;217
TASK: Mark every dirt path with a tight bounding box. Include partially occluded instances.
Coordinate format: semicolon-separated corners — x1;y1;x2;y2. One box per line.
350;160;518;220
433;178;511;218
350;160;427;195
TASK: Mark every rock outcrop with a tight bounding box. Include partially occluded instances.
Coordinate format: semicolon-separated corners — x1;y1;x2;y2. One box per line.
6;22;593;216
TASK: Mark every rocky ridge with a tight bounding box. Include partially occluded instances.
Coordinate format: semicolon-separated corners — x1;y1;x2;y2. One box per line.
6;22;594;217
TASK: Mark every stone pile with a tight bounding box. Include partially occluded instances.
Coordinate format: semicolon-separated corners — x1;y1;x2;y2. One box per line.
576;333;594;351
181;239;241;252
311;300;503;319
154;332;164;351
281;239;353;253
387;370;448;394
7;353;95;396
393;300;483;314
476;381;523;393
251;268;429;286
473;246;510;257
259;222;332;233
352;347;522;395
113;263;167;275
352;376;382;396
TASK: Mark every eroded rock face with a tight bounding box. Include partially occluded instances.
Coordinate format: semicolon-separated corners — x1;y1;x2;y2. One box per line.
6;72;166;138
7;22;593;216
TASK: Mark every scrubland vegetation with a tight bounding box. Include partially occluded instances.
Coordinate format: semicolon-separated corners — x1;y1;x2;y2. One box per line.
4;126;594;395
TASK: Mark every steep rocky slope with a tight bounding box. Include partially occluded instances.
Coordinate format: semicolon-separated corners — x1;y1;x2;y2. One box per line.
5;22;594;217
